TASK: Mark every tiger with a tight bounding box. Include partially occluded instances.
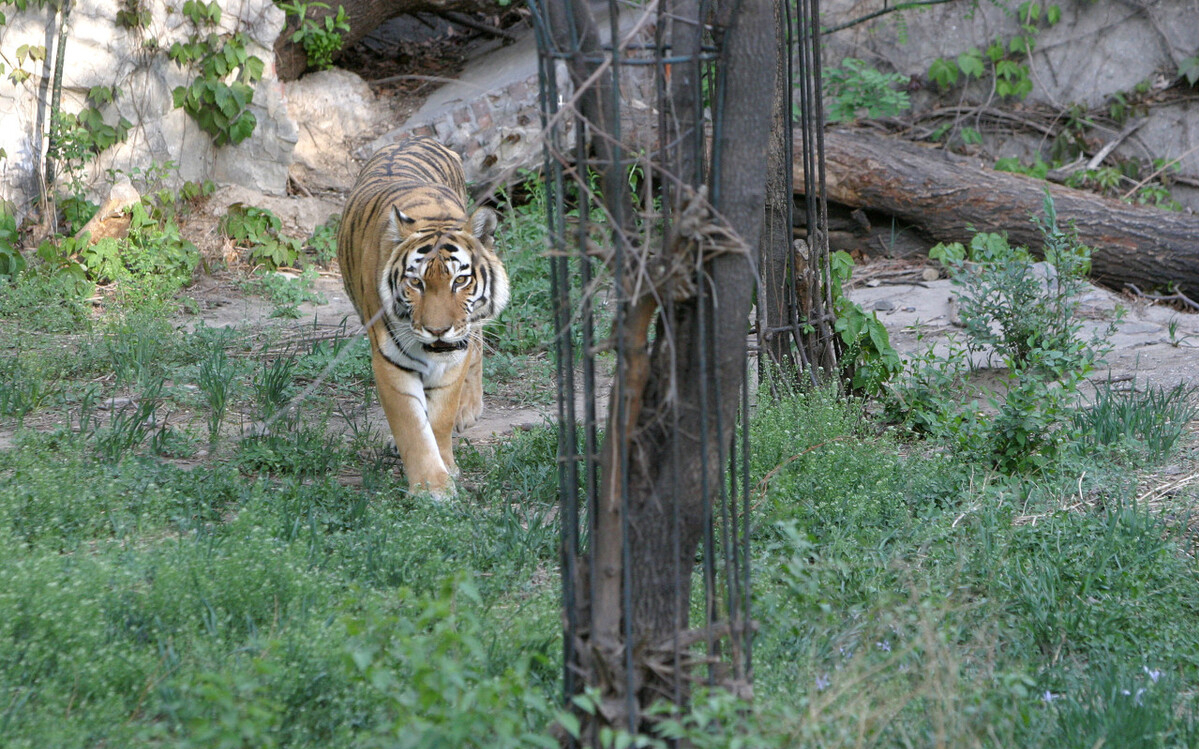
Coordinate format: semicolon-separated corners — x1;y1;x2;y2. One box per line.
337;137;509;496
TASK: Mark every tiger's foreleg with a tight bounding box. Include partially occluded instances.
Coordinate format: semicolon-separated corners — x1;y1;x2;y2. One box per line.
455;332;484;432
371;350;453;495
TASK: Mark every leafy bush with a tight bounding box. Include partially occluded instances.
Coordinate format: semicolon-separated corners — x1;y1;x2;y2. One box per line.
308;214;340;266
822;58;910;122
829;250;902;394
222;204;304;270
278;1;351;71
0;204;27;278
892;192;1119;472
344;576;557;749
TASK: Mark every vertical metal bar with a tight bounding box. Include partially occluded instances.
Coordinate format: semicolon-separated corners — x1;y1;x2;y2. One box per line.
740;348;753;677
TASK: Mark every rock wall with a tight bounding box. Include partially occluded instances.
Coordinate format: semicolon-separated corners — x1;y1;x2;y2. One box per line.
821;0;1199;211
0;0;296;221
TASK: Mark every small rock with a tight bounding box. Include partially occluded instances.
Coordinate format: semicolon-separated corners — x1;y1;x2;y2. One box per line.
902;306;916;312
99;397;135;411
873;299;896;311
922;267;940;282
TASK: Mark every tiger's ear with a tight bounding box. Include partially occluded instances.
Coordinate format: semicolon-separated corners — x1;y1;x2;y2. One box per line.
387;206;418;240
469;207;498;249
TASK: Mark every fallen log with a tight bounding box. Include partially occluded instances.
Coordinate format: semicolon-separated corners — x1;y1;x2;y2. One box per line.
798;129;1199;295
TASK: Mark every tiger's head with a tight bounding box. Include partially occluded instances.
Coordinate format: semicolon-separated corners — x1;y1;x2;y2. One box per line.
378;204;509;358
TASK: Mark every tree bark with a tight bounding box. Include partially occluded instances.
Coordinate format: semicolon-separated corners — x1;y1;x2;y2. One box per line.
539;0;774;735
622;0;774;708
759;0;795;373
274;0;508;81
798;129;1199;295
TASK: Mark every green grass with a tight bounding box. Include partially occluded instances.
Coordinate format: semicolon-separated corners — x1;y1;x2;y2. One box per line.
3;184;1199;746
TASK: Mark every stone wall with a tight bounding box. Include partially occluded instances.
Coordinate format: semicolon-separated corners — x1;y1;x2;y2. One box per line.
821;0;1199;210
0;0;295;221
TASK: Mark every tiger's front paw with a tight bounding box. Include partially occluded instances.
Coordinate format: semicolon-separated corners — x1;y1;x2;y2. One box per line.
407;465;455;501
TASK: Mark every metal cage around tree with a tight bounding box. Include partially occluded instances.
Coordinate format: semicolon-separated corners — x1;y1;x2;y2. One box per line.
527;0;833;741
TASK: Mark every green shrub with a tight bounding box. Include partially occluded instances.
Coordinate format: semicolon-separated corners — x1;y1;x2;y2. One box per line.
344;576;557;748
893;192;1119;472
821;58;910;122
222;204;303;270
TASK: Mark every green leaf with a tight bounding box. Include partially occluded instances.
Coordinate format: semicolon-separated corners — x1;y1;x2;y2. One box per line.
928;58;959;89
243;55;265;83
1179;56;1199;87
958;49;985;78
1046;4;1061;25
228;111;257;144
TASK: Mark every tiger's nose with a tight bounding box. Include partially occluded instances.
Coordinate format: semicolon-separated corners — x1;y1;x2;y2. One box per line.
425;326;451;338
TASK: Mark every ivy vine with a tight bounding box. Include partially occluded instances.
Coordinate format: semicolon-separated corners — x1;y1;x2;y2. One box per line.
168;0;265;146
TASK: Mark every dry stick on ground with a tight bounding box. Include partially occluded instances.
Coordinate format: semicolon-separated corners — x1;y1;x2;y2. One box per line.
1123;284;1199;312
795;129;1199;295
1120;142;1199;200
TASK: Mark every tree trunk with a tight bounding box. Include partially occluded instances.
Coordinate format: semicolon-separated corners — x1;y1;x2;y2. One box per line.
798;129;1199;295
540;0;774;735
759;0;794;373
274;0;508;81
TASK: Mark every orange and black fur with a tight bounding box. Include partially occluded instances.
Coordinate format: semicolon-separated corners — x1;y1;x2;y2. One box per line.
338;137;509;495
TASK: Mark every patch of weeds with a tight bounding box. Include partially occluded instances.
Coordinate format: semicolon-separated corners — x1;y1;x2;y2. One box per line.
463;423;560;566
483;351;554;405
92;378;169;462
1074;381;1198;465
253;348;299;424
294;325;374;392
0;435;241;547
0;351;62;422
751;383;945;545
148;658;286;749
74;200;199;313
236;426;345;479
890;191;1120;473
279;0;351;72
104;313;176;388
1048;659;1199;748
308;214;340;267
344;575;556;748
820;58;910;123
829;250;902;394
491;179;555;357
0;203;27;277
239;266;325;318
196;335;239;446
222;203;303;270
0;270;93;333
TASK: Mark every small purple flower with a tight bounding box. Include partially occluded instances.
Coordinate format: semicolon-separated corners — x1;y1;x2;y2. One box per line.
1144;667;1162;683
1041;691;1059;704
876;640;891;653
815;673;831;691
